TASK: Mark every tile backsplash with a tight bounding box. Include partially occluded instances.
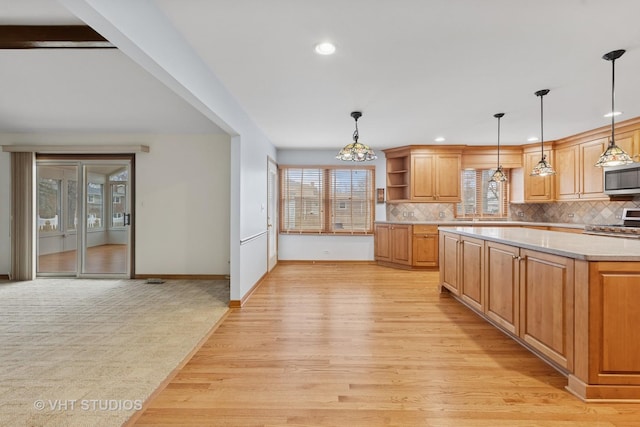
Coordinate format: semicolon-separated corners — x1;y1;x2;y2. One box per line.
386;196;640;224
510;198;640;224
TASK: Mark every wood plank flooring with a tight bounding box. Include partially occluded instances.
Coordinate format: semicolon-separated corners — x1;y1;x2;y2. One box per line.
132;263;640;426
38;244;127;274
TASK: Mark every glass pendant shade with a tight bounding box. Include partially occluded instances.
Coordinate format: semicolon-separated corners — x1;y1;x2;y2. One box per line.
595;49;634;167
530;89;556;176
531;155;556;176
490;165;507;182
594;142;633;167
489;113;507;183
337;111;377;162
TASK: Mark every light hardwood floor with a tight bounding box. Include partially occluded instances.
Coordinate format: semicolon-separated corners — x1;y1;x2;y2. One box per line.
132;263;640;426
38;244;127;274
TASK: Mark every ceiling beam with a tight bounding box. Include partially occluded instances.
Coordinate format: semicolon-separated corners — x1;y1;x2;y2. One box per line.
0;25;115;49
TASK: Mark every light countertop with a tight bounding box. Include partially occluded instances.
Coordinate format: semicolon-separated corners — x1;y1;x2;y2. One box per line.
438;226;640;261
375;220;584;229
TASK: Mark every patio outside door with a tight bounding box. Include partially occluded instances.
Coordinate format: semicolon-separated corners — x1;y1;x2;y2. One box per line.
36;160;132;278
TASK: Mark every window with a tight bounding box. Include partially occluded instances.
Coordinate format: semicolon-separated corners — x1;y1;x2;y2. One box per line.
87;182;104;228
280;166;375;234
38;178;61;232
110;170;128;227
457;169;509;218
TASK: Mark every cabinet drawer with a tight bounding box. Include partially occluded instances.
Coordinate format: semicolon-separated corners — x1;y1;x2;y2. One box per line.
413;225;438;234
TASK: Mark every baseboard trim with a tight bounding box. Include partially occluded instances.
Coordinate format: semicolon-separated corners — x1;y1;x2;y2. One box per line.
277;260;377;265
123;309;231;426
229;271;269;308
134;274;229;280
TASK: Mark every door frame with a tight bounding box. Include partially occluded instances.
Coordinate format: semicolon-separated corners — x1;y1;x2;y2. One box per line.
36;153;136;278
267;156;278;272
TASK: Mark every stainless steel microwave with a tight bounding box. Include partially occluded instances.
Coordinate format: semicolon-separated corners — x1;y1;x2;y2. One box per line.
604;163;640;195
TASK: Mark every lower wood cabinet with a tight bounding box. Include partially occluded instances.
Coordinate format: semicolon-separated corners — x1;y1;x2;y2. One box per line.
485;241;521;335
412;225;438;267
441;233;575;370
375;223;439;269
459;236;484;313
374;223;412;267
439;230;640;401
439;232;460;293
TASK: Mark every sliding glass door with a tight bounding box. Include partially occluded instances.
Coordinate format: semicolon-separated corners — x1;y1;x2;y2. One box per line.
36;160;132;278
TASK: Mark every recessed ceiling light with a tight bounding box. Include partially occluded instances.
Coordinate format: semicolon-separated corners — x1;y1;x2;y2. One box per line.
527;136;539;142
604;111;622;117
314;42;336;55
434;137;446;142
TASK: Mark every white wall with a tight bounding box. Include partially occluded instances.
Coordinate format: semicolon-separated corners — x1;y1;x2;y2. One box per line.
0;133;231;276
136;134;231;275
276;149;386;261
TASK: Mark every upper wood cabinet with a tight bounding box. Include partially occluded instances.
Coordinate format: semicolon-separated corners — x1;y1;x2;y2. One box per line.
411;153;461;202
384;146;462;203
523;148;554;202
616;129;640;162
555;138;608;201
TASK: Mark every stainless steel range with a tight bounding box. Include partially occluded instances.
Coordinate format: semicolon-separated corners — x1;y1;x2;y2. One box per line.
584;208;640;238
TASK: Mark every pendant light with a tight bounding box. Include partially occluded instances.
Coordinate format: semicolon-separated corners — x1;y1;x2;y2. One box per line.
595;49;633;167
530;89;556;176
336;111;377;162
489;113;507;182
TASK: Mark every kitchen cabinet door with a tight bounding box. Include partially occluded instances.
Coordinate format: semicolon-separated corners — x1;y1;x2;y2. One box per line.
412;225;438;267
524;150;554;202
485;241;520;335
460;236;484;312
519;249;574;370
555;138;608;201
439;231;460;295
390;224;412;265
411;153;461;202
374;224;391;262
579;139;606;199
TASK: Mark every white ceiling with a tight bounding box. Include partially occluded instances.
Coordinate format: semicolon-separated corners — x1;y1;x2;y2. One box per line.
3;0;640;149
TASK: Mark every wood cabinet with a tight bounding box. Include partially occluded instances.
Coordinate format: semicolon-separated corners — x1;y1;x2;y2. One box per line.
376;223;440;269
384;146;462;203
555;138;608;200
519;249;574;370
459;236;484;312
411;153;461;202
412;225;438;267
616;129;640;162
438;228;640;400
446;237;576;360
485;241;520;335
524;149;554;202
571;262;640;399
439;231;460;294
374;223;412;267
385;150;411;201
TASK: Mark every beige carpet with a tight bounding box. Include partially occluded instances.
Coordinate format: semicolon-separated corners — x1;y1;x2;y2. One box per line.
0;278;229;427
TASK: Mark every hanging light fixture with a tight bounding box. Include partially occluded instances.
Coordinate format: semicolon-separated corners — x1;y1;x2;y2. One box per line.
489;113;507;182
336;111;377;162
530;89;556;176
595;49;633;167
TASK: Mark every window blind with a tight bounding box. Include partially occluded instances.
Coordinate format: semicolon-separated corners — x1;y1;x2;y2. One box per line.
280;166;374;234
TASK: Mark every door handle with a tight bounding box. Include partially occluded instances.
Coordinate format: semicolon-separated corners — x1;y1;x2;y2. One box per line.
124;213;131;226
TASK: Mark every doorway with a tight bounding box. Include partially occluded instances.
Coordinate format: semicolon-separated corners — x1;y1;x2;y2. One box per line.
267;157;278;272
36;158;133;278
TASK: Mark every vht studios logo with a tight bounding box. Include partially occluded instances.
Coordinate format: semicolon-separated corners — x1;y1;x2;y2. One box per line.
34;399;143;411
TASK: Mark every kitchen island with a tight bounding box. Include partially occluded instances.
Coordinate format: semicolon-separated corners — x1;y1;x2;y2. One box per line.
438;226;640;401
